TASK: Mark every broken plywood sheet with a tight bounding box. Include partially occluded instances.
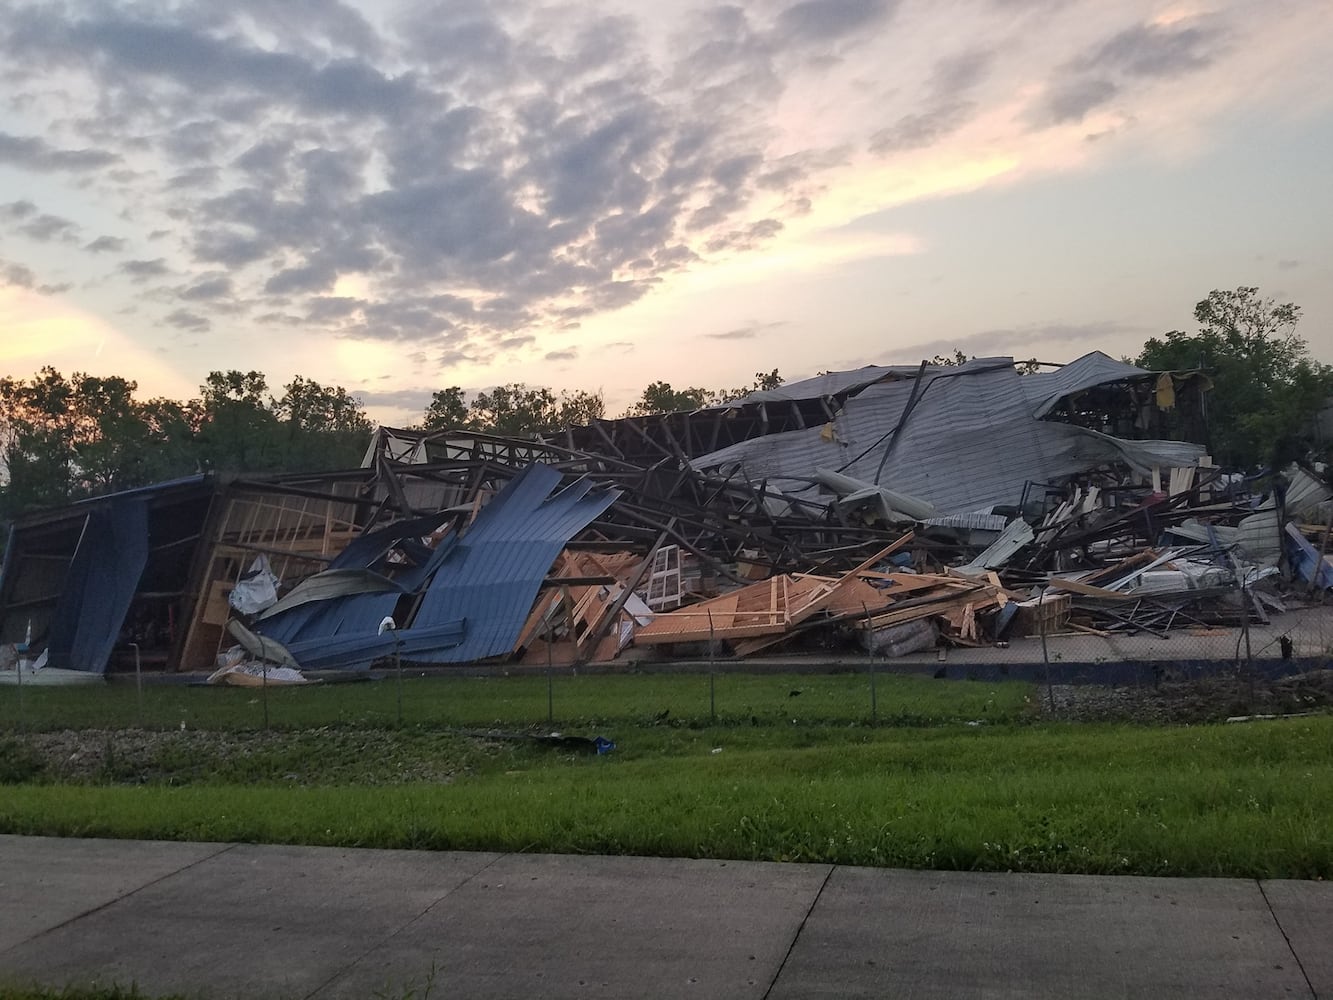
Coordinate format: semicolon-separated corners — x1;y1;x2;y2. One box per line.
636;575;802;644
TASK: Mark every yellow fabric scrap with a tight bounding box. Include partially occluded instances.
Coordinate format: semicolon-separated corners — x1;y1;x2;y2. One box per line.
1155;372;1176;410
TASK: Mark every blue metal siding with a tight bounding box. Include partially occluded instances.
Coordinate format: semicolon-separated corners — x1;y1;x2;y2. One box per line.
46;498;150;673
252;464;619;668
409;464;620;662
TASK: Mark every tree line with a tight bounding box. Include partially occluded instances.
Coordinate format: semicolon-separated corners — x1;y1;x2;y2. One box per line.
1;288;1328;523
0;366;786;520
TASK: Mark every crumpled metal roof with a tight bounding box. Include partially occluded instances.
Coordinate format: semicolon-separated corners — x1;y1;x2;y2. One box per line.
715;365;926;407
252;464;620;669
692;355;1204;515
717;351;1157;417
408;464;621;663
1020;351;1154;418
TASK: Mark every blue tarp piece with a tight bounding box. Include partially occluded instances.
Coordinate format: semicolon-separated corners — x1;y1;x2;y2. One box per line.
45;498;150;673
407;464;620;663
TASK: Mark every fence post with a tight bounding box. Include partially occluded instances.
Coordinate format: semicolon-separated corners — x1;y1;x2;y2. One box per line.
1240;575;1254;703
130;642;143;728
707;610;716;723
14;645;23;735
545;619;555;726
862;602;877;724
394;634;404;728
1038;583;1054;713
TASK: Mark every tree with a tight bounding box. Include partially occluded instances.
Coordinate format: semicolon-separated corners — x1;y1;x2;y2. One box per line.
422;387;468;431
66;373;160;493
274;376;374;471
0;369;201;519
713;369;786;404
467;383;560;435
631;381;715;416
195;370;282;474
1136;287;1333;469
0;367;78;515
929;350;968;367
134;396;202;482
555;388;605;427
276;376;371;436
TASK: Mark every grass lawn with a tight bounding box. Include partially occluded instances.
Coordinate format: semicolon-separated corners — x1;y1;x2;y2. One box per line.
2;671;1331;878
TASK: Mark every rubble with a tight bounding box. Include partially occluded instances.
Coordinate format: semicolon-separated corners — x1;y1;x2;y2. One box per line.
2;352;1330;676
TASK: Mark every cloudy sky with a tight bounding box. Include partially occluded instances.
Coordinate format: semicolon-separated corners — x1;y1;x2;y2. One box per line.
1;0;1330;424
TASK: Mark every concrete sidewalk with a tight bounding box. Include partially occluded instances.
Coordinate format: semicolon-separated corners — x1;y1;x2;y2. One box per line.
1;836;1328;999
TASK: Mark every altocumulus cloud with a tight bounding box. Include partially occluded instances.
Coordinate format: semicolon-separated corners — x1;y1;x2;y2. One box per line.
0;0;1305;377
0;0;909;361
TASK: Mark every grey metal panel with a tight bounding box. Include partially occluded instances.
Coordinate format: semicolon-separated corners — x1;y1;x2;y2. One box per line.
715;365;923;407
693;356;1204;515
923;512;1010;531
1021;351;1153;418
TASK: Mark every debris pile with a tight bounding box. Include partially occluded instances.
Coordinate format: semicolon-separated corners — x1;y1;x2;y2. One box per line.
3;351;1331;676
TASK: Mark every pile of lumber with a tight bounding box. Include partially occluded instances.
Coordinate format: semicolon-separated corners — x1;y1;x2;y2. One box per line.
514;551;653;665
630;533;1028;657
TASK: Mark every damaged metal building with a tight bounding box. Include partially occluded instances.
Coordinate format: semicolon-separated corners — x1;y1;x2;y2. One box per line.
5;350;1324;680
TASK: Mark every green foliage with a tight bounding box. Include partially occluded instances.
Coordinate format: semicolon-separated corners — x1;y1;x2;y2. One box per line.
0;367;374;520
465;383;560;435
929;350;969;366
0;737;45;783
273;376;374;472
191;370;280;474
421;387;468;430
1136;287;1333;469
631;380;713;416
420;384;606;436
0;368;203;519
711;368;786;405
554;387;605;427
632;370;786;415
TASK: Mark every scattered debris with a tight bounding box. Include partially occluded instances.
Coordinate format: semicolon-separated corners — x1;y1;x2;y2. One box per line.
2;352;1329;677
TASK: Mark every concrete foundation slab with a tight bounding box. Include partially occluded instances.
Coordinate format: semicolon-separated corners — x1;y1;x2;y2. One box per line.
0;842;499;1000
315;853;831;1000
1262;878;1333;997
769;868;1311;999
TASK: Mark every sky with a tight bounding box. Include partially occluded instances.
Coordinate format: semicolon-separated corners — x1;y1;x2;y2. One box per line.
0;0;1330;426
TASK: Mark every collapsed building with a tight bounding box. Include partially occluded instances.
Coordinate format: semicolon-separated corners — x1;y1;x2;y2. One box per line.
1;351;1328;682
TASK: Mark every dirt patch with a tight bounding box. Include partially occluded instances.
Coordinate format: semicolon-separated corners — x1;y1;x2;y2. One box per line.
3;726;520;786
1041;669;1333;724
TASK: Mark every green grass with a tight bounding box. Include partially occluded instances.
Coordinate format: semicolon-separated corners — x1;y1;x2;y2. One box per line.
3;674;1331;877
0;670;1030;731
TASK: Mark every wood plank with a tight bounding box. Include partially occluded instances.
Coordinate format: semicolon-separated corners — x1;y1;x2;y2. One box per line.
1046;577;1136;601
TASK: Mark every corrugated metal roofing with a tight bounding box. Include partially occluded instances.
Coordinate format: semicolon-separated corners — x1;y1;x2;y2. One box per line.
409;464;621;663
715;364;927;407
250;464;619;668
692;356;1204;515
255;511;458;650
46;497;150;673
1020;351;1154;418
